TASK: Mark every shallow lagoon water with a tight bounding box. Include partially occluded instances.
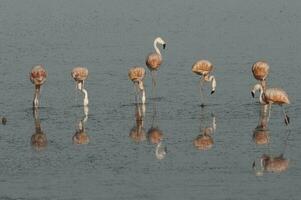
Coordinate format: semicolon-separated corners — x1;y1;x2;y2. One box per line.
0;0;301;199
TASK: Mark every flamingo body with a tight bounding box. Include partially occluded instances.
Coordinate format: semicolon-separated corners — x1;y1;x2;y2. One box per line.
192;60;213;76
252;61;269;81
71;67;88;82
128;67;145;82
146;53;162;71
263;88;290;105
30;65;47;86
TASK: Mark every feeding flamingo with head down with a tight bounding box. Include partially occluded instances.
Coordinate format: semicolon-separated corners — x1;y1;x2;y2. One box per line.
71;66;89;106
128;67;146;105
252;61;269;90
30;65;47;109
192;60;216;106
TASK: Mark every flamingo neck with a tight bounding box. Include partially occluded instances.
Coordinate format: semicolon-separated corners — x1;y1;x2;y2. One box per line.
78;120;84;131
77;81;83;90
141;89;146;104
155;142;166;160
205;75;216;92
209;75;216;92
258;88;265;104
33;85;41;108
253;84;265;104
153;39;161;56
82;89;89;106
212;115;216;132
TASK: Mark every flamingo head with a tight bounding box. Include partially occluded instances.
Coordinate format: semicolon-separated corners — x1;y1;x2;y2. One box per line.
155;37;166;49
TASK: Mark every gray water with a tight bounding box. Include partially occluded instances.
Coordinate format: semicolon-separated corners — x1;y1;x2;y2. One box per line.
0;0;301;199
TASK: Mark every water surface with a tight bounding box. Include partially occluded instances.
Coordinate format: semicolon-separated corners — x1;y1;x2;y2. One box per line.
0;0;301;199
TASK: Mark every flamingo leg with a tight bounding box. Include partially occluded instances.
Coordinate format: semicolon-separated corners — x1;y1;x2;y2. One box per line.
151;70;157;99
267;103;272;123
133;82;140;104
199;77;206;107
281;106;290;125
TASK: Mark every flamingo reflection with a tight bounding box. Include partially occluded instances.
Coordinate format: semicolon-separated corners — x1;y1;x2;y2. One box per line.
129;103;146;143
1;116;7;125
31;108;47;150
73;106;90;145
253;154;289;176
252;129;290;176
253;105;270;145
147;99;166;160
193;113;216;151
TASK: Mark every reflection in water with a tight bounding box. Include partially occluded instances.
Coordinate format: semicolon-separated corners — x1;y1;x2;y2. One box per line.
31;108;47;150
193;113;216;151
1;116;7;125
252;123;289;176
253;154;289;176
253;105;270;145
73;106;89;145
147;99;166;160
252;105;290;176
129;103;146;143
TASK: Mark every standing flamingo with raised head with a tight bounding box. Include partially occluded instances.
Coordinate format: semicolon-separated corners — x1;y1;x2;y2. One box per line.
146;37;166;97
252;61;269;90
30;65;47;108
192;60;216;106
128;67;146;105
251;84;290;125
71;66;89;106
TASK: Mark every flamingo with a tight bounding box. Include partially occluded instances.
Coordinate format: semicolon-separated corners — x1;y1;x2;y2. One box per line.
71;66;89;106
251;84;290;125
252;61;269;90
192;60;216;106
146;37;166;96
30;65;47;108
128;67;146;104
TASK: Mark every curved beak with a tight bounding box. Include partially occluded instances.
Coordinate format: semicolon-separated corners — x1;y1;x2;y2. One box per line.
163;43;166;49
251;91;255;98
